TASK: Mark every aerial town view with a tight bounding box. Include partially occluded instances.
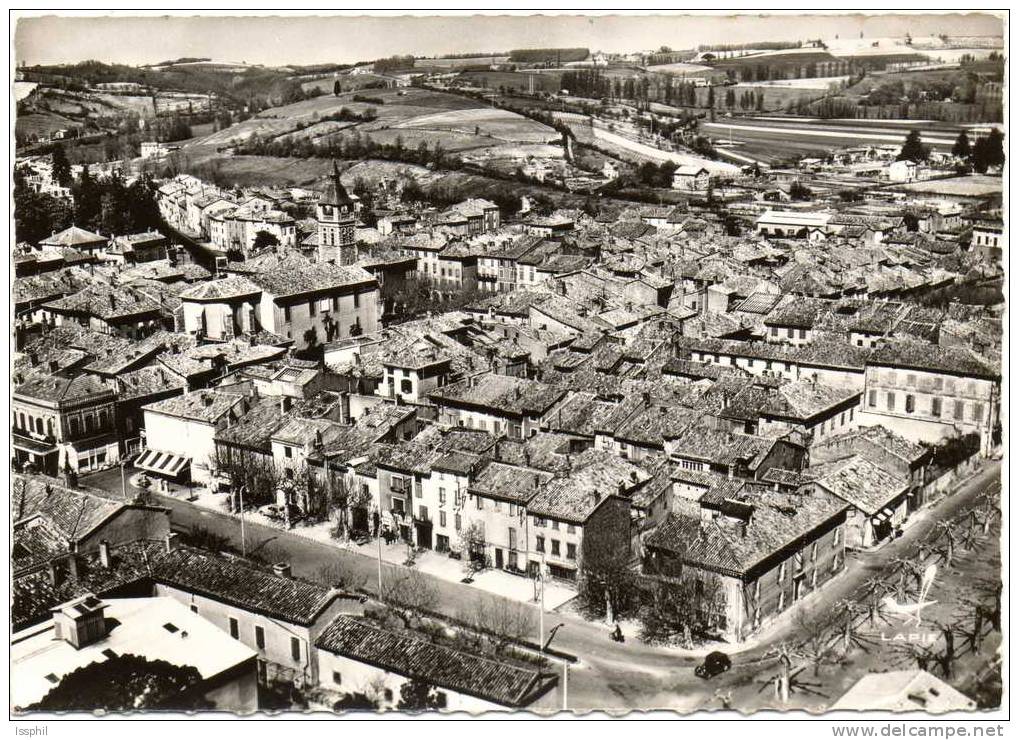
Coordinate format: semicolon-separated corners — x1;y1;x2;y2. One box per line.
10;11;1006;722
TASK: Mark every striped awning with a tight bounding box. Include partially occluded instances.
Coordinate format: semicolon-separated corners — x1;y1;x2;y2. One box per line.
135;448;190;477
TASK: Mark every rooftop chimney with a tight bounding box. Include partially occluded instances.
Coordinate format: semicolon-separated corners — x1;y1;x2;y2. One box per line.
52;594;109;649
164;532;178;553
272;562;292;578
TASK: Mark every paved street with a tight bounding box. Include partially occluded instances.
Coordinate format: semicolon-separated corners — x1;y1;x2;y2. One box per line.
80;459;1000;711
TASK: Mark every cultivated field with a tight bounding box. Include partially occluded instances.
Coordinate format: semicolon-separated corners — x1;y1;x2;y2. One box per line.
645;61;714;76
393;107;556;143
892;174;1003;198
186;87;559;159
455;70;563;94
737;75;850;90
700;116;965;164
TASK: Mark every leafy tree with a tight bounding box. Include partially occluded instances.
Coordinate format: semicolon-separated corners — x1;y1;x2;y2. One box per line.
638;573;727;646
28;654;210;711
333;691;377;710
51;144;72;187
789;181;813;201
396;679;446;711
13;178;72;243
73;165;103;229
252;229;280;253
972;129;1004;173
333;79;341;97
952;131;972;159
898;129;930;162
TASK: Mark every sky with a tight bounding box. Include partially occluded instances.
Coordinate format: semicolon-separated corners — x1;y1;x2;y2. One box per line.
15;12;1005;68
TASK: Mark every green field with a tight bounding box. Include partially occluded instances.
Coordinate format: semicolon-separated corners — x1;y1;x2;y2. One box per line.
189;87;557;154
456;70;563;94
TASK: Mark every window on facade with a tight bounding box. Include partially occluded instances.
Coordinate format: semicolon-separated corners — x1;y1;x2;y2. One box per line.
551;520;559;531
533;516;545;527
905;394;915;414
438;487;446;504
332;671;342;685
931;397;942;417
886;392;896;411
906;374;917;387
798;329;806;339
778;591;785;611
455;514;462;531
400;379;413;395
291;637;301;662
283;306;291;321
440;511;446;528
35;417;44;434
319;298;330;313
229;617;239;639
536;536;545;553
475;495;483;510
972;403;984;422
778;562;786;582
551;540;561;557
353;292;360;309
954;401;965;421
833;527;841;547
254;625;265;649
309;301;317;317
567;543;577;560
284;446;293;458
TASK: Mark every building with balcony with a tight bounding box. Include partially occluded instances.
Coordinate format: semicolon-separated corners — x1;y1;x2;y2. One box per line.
13;373;119;475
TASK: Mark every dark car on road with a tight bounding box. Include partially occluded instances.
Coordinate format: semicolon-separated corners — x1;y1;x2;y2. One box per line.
695;651;731;679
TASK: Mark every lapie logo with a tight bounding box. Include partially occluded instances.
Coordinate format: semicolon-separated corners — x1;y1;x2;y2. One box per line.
881;564;938;627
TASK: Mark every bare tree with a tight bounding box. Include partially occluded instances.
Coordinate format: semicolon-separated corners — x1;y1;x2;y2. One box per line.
460;595;537;655
382;571;440;629
794;608;836;677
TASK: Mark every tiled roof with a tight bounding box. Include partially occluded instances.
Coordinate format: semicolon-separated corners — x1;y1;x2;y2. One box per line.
469;461;553;504
528;449;648;523
315;616;550;708
869;341;998;380
145;543;343;626
14;373;114;404
807;455;909;514
429;374;566;417
143;389;246;424
38;225;108;248
241;252;376;298
43;283;163;321
647;486;848;578
12;475;128;542
179;276;262;302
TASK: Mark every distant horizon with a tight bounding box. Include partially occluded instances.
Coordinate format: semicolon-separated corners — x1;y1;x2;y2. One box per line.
15;13;1004;68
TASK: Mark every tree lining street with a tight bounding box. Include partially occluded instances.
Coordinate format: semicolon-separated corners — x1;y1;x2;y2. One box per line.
80;459;999;711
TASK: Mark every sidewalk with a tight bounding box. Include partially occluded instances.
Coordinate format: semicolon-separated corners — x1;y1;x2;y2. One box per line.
182;484;579;610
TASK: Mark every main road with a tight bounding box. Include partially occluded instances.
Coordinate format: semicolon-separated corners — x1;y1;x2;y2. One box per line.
81;459;1000;711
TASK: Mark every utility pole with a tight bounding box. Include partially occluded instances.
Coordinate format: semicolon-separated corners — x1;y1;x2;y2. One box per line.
377;523;384;597
120;460;127;499
239;485;247;557
563;660;569;711
537;553;546;653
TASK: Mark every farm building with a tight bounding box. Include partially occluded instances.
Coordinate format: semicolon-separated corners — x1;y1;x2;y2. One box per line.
755;210;831;238
672;166;710;191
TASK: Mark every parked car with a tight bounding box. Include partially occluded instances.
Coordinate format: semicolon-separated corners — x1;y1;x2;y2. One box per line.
258;503;286;521
258;503;302;523
695;651;731;679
